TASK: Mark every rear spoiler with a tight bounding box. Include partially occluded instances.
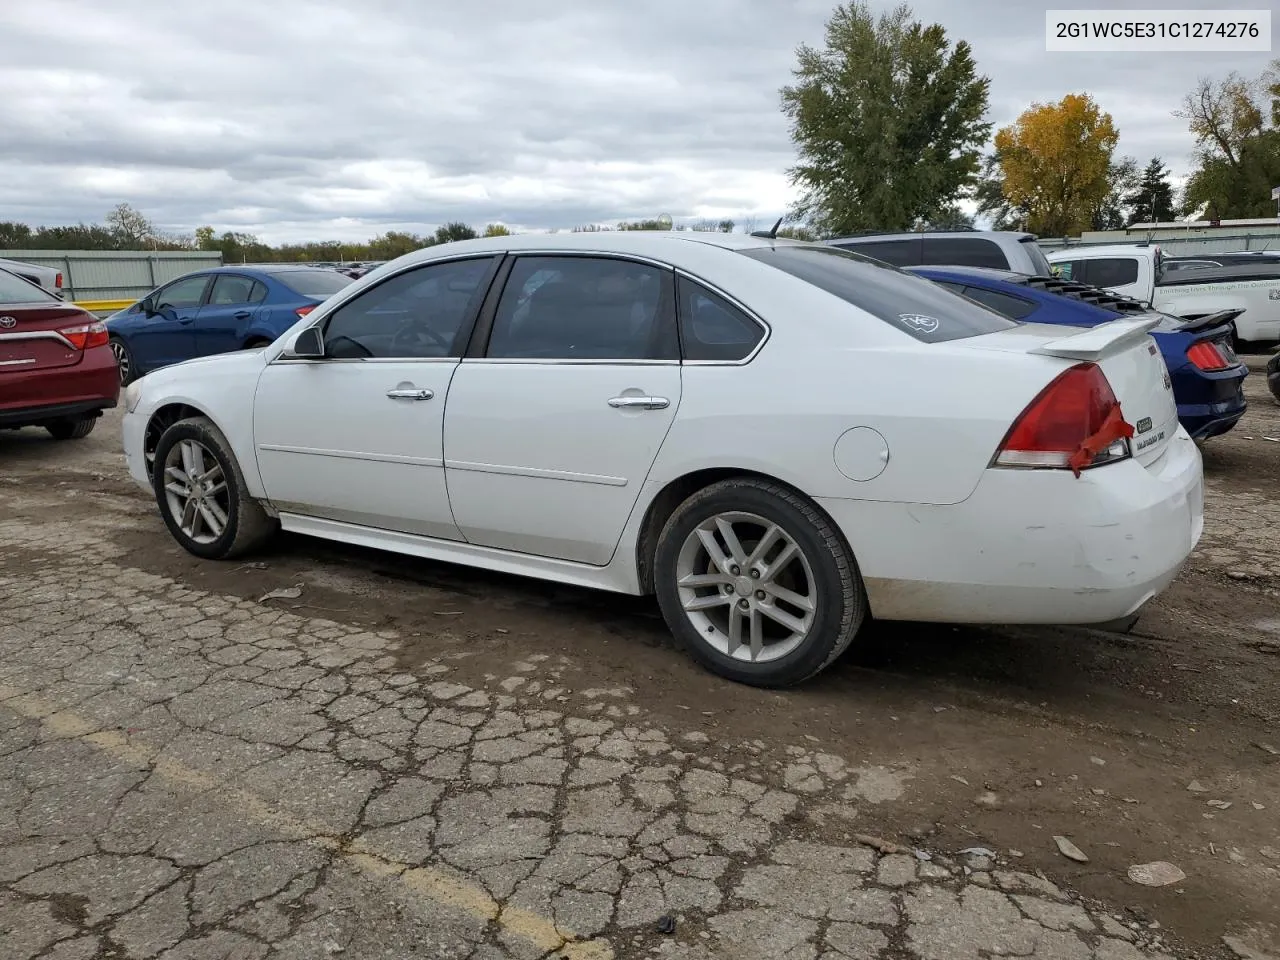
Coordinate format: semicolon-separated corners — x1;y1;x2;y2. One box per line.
1168;308;1245;333
1028;316;1161;362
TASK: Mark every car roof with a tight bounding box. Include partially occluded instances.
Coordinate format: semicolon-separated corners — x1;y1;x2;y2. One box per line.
1046;244;1153;258
206;264;345;275
826;230;1035;244
912;263;1153;318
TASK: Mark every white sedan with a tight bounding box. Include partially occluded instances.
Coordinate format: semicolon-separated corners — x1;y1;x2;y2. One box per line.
121;232;1204;687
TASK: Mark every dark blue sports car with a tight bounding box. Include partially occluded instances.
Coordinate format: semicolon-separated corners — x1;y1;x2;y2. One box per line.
909;265;1248;441
105;265;353;384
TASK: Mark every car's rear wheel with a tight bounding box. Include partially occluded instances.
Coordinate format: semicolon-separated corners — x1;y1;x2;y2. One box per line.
45;417;97;441
653;477;866;687
152;416;276;560
109;336;135;385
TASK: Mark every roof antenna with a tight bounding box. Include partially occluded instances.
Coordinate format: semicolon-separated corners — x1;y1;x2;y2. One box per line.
751;217;784;239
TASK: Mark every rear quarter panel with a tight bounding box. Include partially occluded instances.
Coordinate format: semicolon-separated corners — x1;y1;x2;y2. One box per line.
644;253;1070;506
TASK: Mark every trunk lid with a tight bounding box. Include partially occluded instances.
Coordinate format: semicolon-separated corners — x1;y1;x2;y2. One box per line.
969;317;1179;467
0;304;92;373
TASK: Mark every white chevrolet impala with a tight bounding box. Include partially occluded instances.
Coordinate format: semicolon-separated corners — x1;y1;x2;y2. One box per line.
121;232;1204;686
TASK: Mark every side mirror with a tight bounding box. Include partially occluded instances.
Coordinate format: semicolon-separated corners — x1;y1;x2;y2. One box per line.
139;296;155;315
290;326;325;359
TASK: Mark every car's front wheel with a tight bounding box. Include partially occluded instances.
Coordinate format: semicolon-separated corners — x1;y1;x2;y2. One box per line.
152;416;276;560
109;336;135;386
653;477;866;687
45;417;97;441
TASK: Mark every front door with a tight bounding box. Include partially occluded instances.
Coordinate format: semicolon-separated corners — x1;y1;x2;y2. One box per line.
131;274;209;371
253;255;499;540
195;274;267;356
444;254;682;566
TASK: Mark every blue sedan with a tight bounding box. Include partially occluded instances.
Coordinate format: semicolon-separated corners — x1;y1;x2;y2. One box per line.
106;265;353;384
908;265;1248;441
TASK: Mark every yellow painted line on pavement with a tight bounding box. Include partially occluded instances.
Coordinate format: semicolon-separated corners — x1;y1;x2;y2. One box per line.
0;684;613;960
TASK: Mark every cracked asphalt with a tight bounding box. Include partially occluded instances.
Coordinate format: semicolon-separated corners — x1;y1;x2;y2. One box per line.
1;368;1278;960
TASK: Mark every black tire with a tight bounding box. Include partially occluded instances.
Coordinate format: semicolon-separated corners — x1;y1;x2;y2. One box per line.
653;477;866;687
46;417;97;441
151;415;276;560
109;336;135;386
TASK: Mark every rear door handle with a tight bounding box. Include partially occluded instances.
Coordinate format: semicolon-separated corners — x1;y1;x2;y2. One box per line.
234;310;252;319
386;388;434;401
608;396;669;410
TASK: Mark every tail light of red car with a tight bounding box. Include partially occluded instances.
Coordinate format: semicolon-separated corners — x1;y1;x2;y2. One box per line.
1186;340;1231;372
55;272;64;290
992;362;1134;477
294;304;317;319
59;321;109;351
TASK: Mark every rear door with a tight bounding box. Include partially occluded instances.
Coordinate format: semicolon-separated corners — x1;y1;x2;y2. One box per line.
130;274;210;370
443;254;682;565
194;274;267;357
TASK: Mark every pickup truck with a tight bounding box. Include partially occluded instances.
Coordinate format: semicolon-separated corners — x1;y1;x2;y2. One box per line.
0;257;64;298
1047;244;1280;346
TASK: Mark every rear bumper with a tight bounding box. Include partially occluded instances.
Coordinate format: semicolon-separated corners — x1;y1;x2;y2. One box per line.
820;428;1203;625
0;347;119;428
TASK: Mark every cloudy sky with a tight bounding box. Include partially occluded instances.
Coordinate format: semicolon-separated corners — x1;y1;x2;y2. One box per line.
0;0;1273;243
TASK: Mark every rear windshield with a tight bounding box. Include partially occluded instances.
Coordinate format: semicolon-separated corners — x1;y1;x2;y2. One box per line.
739;245;1017;343
274;269;354;297
0;268;57;304
1020;238;1054;277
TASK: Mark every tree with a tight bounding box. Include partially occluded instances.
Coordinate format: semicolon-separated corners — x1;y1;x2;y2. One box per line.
434;222;478;243
1092;156;1138;230
990;93;1119;237
781;2;991;234
105;203;155;247
1122;157;1177;225
482;223;511;237
1179;63;1280;218
916;205;974;231
194;226;217;251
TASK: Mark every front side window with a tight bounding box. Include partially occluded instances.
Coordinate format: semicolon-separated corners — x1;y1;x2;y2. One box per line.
677;277;765;362
322;257;495;359
1087;258;1140;287
740;245;1017;343
486;256;676;360
922;237;1010;270
155;275;210;310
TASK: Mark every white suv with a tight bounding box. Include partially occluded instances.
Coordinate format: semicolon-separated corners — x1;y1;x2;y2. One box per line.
826;231;1055;276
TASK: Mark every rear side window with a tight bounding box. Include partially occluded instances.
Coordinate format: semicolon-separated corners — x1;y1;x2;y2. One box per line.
961;286;1039;320
831;238;920;266
1085;258;1140;287
677;277;764;361
275;270;354;297
209;275;267;305
740;245;1017;343
0;268;57;304
922;237;1009;270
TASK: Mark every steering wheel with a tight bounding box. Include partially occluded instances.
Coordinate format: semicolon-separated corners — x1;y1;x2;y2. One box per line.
390;322;450;355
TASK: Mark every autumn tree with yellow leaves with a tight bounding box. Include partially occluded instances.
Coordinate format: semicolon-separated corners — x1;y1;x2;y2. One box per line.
987;94;1120;237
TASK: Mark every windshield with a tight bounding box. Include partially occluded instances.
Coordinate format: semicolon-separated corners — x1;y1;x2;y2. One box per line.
1020;238;1054;277
275;269;355;298
739;245;1017;342
0;268;58;304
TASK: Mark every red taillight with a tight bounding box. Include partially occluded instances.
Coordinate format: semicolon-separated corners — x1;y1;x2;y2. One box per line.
994;363;1134;477
59;321;109;351
294;304;317;319
55;272;64;289
1186;340;1230;372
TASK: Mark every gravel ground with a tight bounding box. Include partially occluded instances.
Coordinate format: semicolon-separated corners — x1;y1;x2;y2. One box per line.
1;363;1277;960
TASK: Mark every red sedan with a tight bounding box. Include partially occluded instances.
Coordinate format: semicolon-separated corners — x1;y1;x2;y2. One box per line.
0;268;119;440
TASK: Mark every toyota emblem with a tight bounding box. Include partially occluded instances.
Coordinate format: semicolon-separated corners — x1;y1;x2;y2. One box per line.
0;316;16;329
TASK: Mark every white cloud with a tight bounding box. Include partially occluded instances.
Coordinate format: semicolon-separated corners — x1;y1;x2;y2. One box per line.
0;0;1271;242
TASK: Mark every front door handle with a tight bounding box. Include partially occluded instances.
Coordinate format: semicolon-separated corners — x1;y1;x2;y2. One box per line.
608;396;669;410
386;388;434;401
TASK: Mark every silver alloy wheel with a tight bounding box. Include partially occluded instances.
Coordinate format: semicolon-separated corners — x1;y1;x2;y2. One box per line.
162;439;230;545
674;511;817;663
109;339;129;384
